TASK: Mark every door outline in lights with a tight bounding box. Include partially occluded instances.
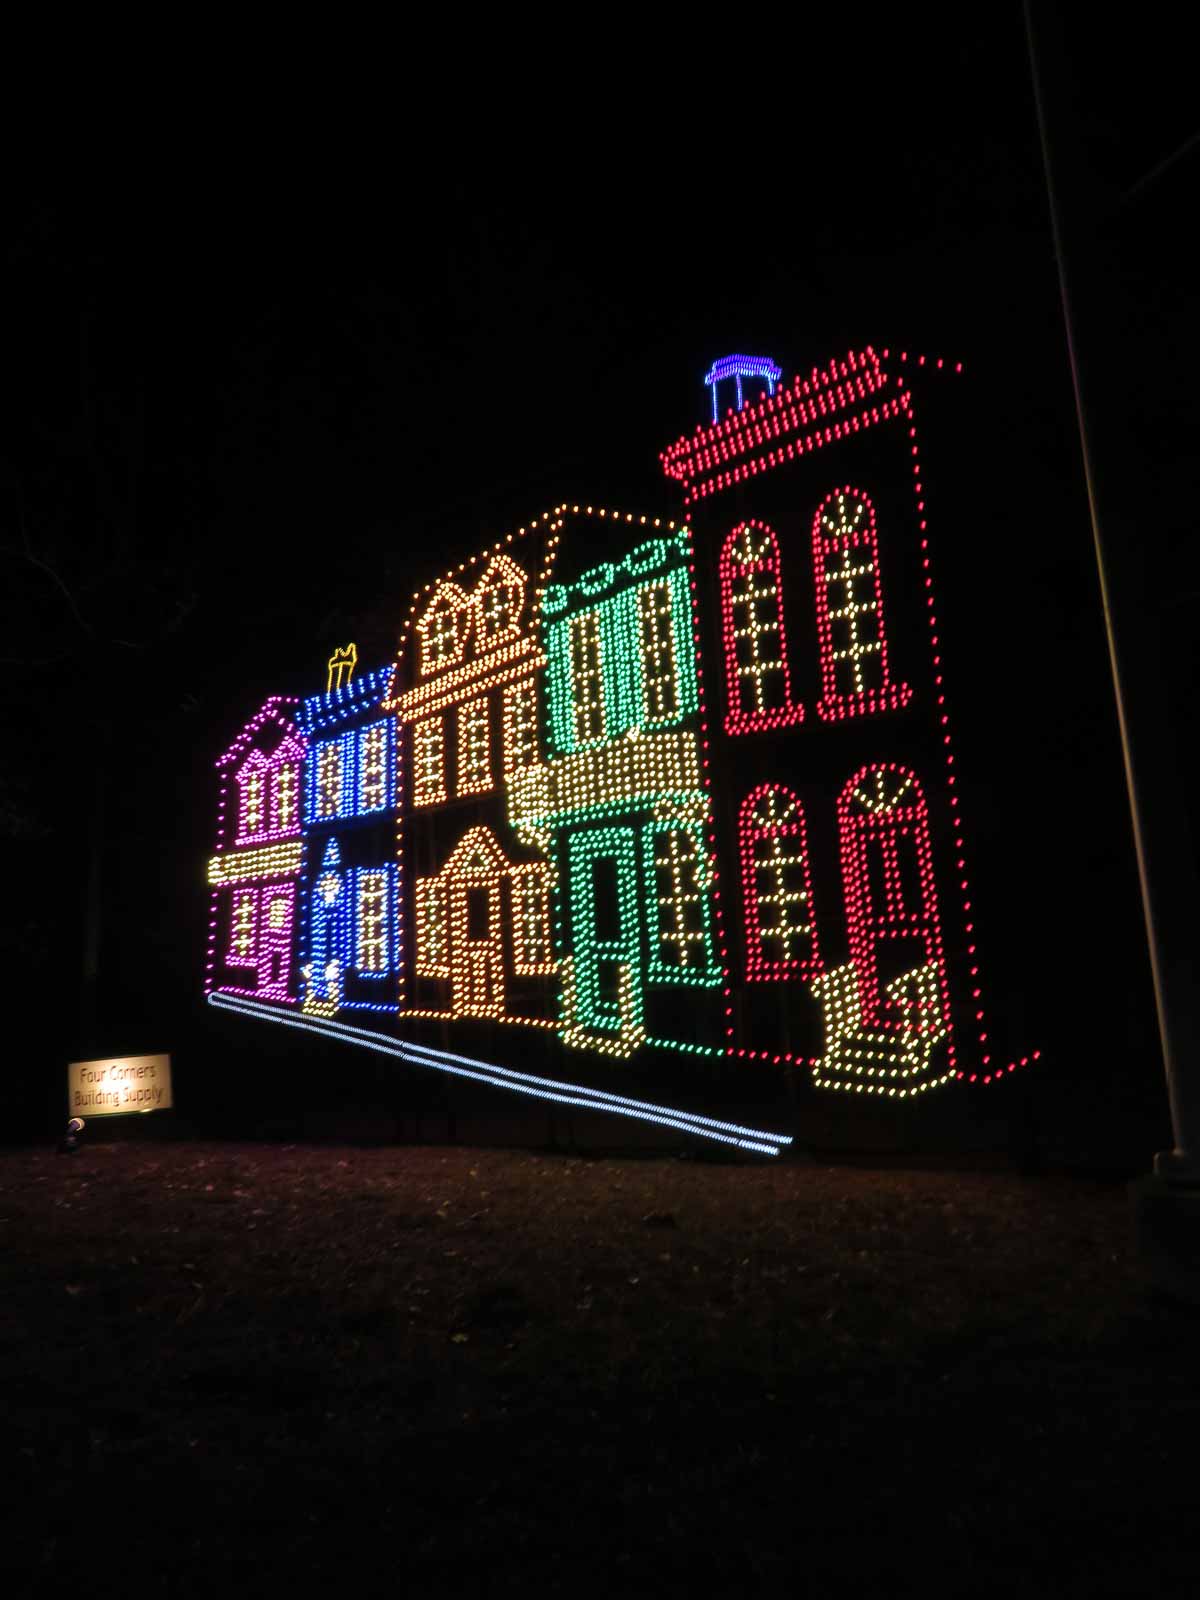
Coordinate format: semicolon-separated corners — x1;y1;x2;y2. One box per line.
304;840;348;1016
258;884;295;1001
562;826;645;1056
441;826;511;1020
838;763;951;1041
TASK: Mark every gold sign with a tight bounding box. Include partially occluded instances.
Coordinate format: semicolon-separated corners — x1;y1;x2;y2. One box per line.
67;1054;173;1117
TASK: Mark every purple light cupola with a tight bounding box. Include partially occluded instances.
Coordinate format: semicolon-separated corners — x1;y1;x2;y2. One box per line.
703;354;782;423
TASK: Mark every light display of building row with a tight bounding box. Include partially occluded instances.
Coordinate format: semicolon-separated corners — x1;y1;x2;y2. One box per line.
206;345;1038;1129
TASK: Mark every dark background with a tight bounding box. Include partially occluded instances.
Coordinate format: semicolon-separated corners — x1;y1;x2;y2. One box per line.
2;10;1195;1149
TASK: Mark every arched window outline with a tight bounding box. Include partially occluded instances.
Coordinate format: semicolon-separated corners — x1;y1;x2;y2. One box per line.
719;521;804;736
415;580;471;676
738;784;821;982
812;487;912;721
837;763;952;1042
474;553;528;652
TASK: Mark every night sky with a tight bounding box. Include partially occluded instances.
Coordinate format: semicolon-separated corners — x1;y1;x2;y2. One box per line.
3;12;1195;1130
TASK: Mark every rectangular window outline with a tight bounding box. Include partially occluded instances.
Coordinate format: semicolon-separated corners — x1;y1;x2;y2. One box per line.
502;678;539;776
511;863;553;975
228;887;259;967
414;876;450;977
354;868;392;976
242;770;266;837
636;580;680;725
271;764;298;834
568;611;605;746
645;826;722;987
457;695;493;796
314;740;344;820
412;716;446;807
357;722;390;815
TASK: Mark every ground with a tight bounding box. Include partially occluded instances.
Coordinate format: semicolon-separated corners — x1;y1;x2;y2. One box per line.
2;1138;1197;1597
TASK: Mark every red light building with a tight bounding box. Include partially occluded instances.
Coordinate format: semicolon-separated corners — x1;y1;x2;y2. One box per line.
662;347;1031;1096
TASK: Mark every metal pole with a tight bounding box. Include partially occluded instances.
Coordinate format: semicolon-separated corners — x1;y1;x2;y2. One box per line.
1024;4;1197;1183
79;714;107;1055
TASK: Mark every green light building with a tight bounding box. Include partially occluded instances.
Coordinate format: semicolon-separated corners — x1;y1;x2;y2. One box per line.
509;530;725;1059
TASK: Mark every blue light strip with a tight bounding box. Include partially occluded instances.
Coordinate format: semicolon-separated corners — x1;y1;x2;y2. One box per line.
208;991;793;1157
295;665;395;737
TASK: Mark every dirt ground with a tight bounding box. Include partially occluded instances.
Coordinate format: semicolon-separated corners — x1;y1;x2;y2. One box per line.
2;1138;1197;1597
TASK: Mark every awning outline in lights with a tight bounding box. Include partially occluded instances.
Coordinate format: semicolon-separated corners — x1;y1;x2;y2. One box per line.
208;991;793;1157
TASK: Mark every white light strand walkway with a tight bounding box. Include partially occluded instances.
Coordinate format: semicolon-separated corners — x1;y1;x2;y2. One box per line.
208;991;793;1157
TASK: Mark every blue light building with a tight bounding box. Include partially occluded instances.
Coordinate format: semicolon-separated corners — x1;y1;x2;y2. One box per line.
294;652;400;1016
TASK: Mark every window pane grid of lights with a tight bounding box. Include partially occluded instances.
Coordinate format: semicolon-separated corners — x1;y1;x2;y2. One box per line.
229;889;257;965
419;584;470;674
357;723;389;813
314;739;345;820
511;863;554;975
568;612;605;745
718;522;804;734
739;785;821;981
414;876;450;977
243;769;264;835
354;868;392;975
813;487;912;720
478;566;524;648
273;764;297;832
637;581;679;722
457;696;493;796
503;679;539;776
412;716;446;807
649;828;721;984
234;738;307;846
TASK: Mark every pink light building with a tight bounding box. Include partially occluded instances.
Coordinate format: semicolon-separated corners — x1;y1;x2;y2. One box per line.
206;697;307;1004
